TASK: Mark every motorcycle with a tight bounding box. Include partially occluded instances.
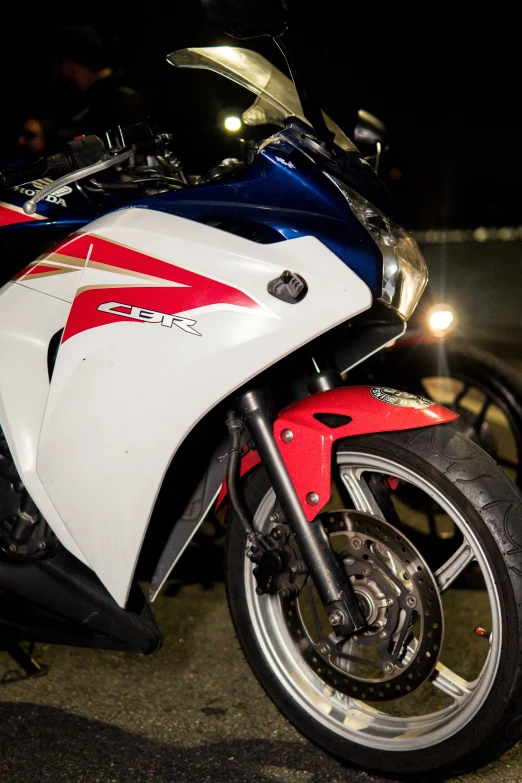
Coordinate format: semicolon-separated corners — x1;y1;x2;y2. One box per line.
3;49;522;504
0;1;522;778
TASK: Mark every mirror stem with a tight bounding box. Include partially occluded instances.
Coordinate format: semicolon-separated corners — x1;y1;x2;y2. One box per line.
374;141;382;173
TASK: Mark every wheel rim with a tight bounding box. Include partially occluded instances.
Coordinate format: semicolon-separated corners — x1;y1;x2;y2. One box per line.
244;451;502;751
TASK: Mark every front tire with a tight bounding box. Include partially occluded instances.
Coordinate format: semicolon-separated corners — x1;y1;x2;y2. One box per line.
365;339;522;487
225;424;522;779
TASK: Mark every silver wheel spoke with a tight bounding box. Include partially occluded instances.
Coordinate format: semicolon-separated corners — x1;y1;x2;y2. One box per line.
245;450;501;752
434;540;476;593
340;467;384;517
431;662;474;705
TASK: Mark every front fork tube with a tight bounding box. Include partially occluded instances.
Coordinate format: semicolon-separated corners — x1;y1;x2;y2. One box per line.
236;388;365;637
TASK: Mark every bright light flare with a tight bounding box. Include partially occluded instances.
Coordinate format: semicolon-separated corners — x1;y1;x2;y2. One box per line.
427;304;456;336
224;116;242;132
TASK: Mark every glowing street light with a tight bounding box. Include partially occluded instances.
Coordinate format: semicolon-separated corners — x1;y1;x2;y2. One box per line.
224;116;242;132
426;303;456;337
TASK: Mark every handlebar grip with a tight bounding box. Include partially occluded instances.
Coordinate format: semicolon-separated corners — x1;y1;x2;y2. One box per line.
0;155;65;191
65;135;106;169
0;135;106;192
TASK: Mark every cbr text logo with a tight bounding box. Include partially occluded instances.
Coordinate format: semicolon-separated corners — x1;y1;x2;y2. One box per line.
97;302;201;336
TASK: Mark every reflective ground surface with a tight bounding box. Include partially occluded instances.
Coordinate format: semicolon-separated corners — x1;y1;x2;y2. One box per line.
2;364;522;783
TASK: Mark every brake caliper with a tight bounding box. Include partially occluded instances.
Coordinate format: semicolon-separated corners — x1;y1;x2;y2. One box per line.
248;518;307;598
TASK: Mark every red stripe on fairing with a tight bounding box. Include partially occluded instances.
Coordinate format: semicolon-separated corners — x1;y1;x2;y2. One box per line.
38;232;82;257
11;264;35;281
10;234;83;282
0;204;41;227
61;234;261;342
26;263;63;275
12;262;69;281
57;234;259;309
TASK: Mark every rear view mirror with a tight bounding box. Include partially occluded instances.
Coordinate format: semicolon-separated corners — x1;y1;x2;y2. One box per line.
354;109;388;172
200;0;288;39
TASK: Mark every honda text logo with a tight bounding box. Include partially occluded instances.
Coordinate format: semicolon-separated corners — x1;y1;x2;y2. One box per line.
14;178;73;208
97;302;201;335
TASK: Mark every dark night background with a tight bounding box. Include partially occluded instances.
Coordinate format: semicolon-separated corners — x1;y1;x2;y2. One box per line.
1;3;520;232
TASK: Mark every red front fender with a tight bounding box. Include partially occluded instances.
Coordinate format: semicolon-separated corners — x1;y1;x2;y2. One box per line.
216;386;458;518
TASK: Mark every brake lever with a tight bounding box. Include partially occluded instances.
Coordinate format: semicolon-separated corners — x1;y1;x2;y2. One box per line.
22;149;134;215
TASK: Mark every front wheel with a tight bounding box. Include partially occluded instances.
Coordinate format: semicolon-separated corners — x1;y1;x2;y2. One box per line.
364;340;522;488
225;424;522;779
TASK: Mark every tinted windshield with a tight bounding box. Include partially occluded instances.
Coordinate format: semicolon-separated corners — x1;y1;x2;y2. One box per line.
167;46;356;153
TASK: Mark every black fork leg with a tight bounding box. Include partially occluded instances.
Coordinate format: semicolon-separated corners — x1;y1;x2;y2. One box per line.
236;388;365;637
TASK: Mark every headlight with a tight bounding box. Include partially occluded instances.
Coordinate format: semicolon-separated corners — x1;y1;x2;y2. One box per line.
331;179;428;320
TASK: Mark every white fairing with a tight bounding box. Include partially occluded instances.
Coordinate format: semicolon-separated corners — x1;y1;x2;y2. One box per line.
1;207;372;605
0;284;86;561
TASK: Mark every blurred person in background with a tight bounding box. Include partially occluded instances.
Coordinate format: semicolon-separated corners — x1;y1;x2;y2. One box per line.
53;24;148;143
13;109;59;163
17;116;51;157
15;24;147;159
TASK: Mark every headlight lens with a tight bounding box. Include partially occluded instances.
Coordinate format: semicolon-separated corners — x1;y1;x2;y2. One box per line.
332;179;428;320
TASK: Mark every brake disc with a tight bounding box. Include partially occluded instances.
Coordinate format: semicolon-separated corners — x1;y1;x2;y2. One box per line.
282;510;444;702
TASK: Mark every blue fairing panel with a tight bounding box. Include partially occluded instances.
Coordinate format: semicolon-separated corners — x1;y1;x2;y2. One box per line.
130;131;385;296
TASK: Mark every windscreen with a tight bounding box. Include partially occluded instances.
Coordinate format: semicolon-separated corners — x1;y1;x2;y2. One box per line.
167;46;356;152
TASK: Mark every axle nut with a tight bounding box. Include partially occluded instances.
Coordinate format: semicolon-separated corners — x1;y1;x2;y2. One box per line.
329;609;344;627
281;429;294;443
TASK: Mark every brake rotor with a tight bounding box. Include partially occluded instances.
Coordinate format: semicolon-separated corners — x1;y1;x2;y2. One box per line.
282;510;444;701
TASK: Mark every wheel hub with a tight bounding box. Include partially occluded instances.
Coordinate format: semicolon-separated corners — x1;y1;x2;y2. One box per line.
282;510;444;701
353;584;381;626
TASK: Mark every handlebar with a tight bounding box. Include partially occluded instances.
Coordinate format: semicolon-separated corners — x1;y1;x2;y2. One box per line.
0;123;191;209
0;135;107;191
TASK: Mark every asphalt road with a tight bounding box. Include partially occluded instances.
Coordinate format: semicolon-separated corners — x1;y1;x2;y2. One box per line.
1;561;521;783
2;363;522;783
0;574;398;783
